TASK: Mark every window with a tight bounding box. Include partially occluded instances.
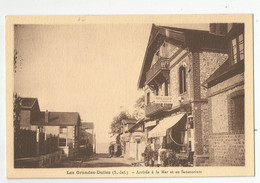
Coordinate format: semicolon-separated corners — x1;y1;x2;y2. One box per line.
155;86;159;96
165;82;168;96
38;126;44;133
231;33;244;64
146;92;150;105
59;138;66;146
179;66;186;94
229;92;244;133
60;126;67;134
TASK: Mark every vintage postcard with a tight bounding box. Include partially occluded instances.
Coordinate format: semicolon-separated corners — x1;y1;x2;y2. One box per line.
6;15;254;178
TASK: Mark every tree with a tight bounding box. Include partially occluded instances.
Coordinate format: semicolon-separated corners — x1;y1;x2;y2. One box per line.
13;92;22;159
109;110;131;136
132;95;145;120
14;49;23;73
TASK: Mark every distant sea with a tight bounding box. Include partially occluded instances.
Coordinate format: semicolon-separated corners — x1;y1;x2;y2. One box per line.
96;142;109;154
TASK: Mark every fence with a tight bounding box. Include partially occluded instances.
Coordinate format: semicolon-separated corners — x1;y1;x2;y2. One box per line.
14;129;59;159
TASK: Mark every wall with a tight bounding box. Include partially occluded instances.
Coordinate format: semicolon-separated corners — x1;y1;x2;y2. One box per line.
209;74;244;134
209;134;245;166
169;54;190;107
44;126;59;135
199;52;228;99
207;73;245;166
20;110;31;129
192;51;228;165
15;150;62;168
160;41;179;58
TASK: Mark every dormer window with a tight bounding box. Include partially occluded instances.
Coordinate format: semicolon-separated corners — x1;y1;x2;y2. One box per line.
231;33;244;64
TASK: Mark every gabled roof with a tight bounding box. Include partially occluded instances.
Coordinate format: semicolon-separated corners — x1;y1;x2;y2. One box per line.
31;111;80;126
121;119;137;125
137;24;227;88
82;122;94;129
21;98;38;109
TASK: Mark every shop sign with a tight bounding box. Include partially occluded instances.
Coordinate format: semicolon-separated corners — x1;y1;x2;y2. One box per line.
154;96;173;104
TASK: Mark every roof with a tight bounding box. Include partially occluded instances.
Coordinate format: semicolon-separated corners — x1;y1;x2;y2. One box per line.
203;59;244;88
21;98;38;109
137;24;227;88
81;130;93;138
121;119;137;124
31;111;80;126
82;122;94;129
128;118;145;132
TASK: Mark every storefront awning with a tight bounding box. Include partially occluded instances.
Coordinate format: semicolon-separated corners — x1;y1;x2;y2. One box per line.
148;113;186;138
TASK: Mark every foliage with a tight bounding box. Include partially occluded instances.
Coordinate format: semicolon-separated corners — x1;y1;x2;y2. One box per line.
142;145;152;166
159;151;180;167
109;110;131;136
142;145;159;166
14;49;23;73
166;151;180;166
132;95;145;120
14;93;22;159
14;49;18;73
160;151;167;166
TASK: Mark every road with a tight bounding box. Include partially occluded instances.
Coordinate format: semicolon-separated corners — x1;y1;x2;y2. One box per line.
52;153;132;168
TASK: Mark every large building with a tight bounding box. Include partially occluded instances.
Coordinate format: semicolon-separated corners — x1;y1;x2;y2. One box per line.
137;24;244;166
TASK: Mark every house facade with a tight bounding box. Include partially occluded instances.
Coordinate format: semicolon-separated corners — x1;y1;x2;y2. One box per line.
81;122;96;155
120;119;137;159
137;24;243;166
127;118;146;161
20;98;81;158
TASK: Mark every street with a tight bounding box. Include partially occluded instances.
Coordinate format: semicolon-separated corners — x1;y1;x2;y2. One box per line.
52;153;132;168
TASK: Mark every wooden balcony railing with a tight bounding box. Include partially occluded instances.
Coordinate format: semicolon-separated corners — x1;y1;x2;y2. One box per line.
146;58;170;85
145;102;172;117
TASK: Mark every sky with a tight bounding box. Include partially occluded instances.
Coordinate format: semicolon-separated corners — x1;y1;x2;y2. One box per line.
14;23;209;151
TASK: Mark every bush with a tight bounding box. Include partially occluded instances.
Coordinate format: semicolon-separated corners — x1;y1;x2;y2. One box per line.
160;151;180;167
142;145;158;166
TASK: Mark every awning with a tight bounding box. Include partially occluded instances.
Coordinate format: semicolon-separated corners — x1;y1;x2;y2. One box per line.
148;113;186;138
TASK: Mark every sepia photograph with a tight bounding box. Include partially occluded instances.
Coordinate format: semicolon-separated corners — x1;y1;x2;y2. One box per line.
6;15;254;178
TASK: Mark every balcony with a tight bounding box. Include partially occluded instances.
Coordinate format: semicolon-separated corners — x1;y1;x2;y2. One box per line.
145;102;172;117
146;58;170;86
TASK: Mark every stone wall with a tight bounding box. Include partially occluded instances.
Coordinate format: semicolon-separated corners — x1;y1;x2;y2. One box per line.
209;134;245;166
14;150;62;168
199;52;228;98
207;73;245;166
201;102;210;154
209;74;244;134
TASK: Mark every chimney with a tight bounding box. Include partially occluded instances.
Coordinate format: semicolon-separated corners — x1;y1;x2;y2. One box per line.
45;110;49;123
